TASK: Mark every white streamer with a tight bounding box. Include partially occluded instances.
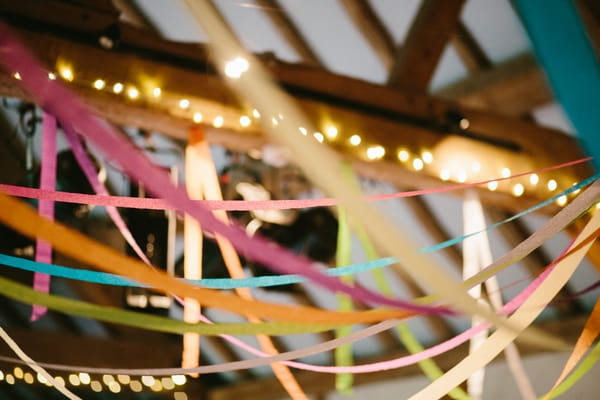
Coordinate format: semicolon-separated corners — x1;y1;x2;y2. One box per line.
0;326;81;400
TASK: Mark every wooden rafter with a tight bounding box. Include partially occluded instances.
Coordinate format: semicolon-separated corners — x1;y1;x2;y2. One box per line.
254;0;322;66
338;0;396;69
388;0;466;90
451;22;492;73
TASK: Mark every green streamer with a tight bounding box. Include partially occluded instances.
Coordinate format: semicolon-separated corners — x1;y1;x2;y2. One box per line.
355;225;472;400
543;341;600;399
0;275;338;336
335;206;354;394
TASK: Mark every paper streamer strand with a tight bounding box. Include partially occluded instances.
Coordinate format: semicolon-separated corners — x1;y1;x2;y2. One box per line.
31;111;57;321
0;157;590;211
0;326;81;400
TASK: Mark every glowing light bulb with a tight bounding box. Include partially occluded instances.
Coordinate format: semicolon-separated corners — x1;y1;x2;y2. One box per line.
79;373;90;385
48;72;57;80
313;132;324;143
512;183;524;197
397;149;409;162
596;202;600;210
13;72;22;80
471;161;481;173
488;181;498;191
325;126;338;139
179;99;190;109
213;115;224;128
55;376;65;386
224;57;249;78
69;374;80;386
459;118;470;130
130;380;143;392
172;375;187;386
152;87;162;98
530;173;539;185
421;150;433;164
349;134;361;146
37;373;47;384
142;376;155;387
366;145;385;160
127;87;139;99
24;373;34;384
252;109;260;118
239;115;251;127
6;374;14;385
456;169;467;183
161;377;175;390
90;381;102;392
59;67;73;82
117;374;130;384
93;79;106;90
556;195;567;206
299;127;307;135
102;375;114;385
193;112;203;123
440;168;451;181
174;392;189;400
112;82;124;94
412;158;424;171
501;167;511;178
108;381;121;393
151;380;163;392
271;117;278;126
547;179;557;191
13;367;23;379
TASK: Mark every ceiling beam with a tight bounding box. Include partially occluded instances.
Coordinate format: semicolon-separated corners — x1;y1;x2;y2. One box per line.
450;22;492;73
207;315;588;400
254;0;322;67
338;0;396;69
435;53;553;117
387;0;466;90
0;10;592;214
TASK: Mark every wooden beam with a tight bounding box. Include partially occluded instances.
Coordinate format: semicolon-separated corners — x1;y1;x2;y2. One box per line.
435;53;553;117
338;0;396;69
576;0;600;58
451;22;492;73
254;0;322;66
207;316;588;400
388;0;466;90
0;15;591;213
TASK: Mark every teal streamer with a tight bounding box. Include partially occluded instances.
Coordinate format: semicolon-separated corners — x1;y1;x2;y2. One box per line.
1;174;596;290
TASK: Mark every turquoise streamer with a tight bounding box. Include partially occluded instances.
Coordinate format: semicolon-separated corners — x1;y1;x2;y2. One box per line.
1;174;596;290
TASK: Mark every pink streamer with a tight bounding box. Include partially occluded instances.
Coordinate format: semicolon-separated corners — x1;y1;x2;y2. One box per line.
0;156;590;212
61;125;151;265
31;112;57;321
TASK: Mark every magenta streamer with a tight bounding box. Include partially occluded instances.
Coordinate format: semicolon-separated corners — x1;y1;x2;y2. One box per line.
31;112;57;321
0;156;591;211
61;125;151;265
0;23;453;316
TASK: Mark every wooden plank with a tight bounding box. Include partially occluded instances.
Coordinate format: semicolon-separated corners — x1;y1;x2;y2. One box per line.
207;316;588;400
388;0;466;90
451;22;492;73
254;0;322;66
338;0;396;69
435;53;553;117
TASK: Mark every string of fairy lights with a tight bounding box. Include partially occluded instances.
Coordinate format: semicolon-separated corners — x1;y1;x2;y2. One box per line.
0;366;189;398
10;58;585;205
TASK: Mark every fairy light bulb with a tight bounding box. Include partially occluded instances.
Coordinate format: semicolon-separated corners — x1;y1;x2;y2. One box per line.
325;126;338;139
193;112;203;123
117;374;131;384
24;373;34;384
440;168;451;181
512;183;525;197
397;149;409;162
90;381;102;392
547;179;558;191
79;373;91;385
252;109;260;118
313;132;324;143
239;115;251;127
213;115;224;128
48;72;57;80
112;82;124;94
456;169;467;183
108;381;121;393
93;79;106;90
141;376;155;387
349;134;361;146
130;380;143;392
59;67;73;81
529;173;539;185
127;87;139;99
471;161;481;173
271;117;278;126
178;99;190;109
299;126;307;135
501;167;511;178
172;375;187;385
412;158;424;171
152;87;162;98
488;181;498;191
367;145;385;160
556;195;567;206
224;57;249;78
421;150;433;164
